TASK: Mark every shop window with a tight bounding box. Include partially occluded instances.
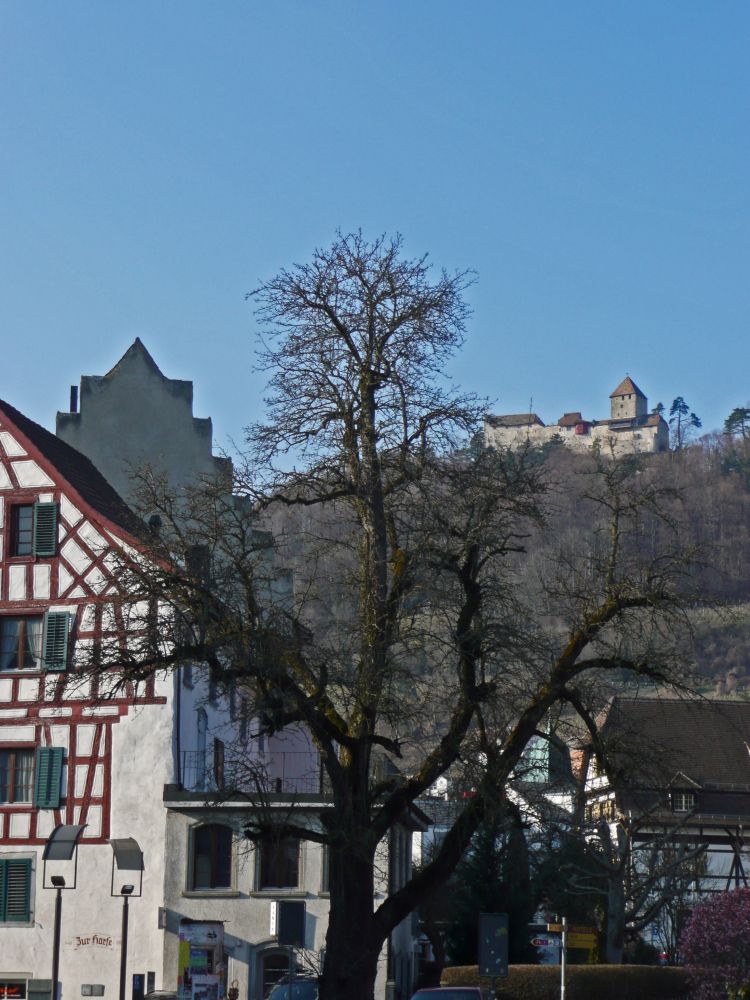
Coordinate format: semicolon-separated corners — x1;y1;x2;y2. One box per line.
0;857;33;923
0;983;27;1000
259;837;300;890
191;824;233;890
0;750;34;804
177;921;224;994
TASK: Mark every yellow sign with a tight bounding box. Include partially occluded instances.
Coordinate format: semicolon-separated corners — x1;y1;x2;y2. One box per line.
547;923;596;935
567;933;598;949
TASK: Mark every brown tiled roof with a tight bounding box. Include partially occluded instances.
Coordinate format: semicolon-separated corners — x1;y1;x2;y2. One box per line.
558;412;584;428
485;413;545;428
0;399;145;542
610;376;646;399
600;696;750;789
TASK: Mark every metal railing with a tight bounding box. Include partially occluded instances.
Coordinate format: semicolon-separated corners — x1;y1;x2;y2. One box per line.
180;749;324;795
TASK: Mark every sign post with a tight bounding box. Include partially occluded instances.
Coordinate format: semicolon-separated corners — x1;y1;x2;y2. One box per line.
560;916;566;1000
478;912;509;998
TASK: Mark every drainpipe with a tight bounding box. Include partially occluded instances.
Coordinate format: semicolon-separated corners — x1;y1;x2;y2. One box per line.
175;668;183;789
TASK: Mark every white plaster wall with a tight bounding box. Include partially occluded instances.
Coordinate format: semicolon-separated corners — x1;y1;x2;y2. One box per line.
0;675;175;996
162;809;335;1000
484;420;668;456
162;808;408;1000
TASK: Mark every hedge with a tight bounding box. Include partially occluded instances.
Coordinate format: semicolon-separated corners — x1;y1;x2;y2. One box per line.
441;963;690;999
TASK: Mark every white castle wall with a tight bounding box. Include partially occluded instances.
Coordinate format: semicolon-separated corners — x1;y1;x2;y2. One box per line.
484;419;668;457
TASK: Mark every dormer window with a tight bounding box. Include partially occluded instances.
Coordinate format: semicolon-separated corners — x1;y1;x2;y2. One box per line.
671;791;695;813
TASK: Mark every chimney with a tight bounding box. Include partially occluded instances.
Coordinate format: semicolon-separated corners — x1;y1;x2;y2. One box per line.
69;385;78;414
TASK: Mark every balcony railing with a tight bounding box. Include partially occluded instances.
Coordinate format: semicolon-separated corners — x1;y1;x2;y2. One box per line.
181;749;324;796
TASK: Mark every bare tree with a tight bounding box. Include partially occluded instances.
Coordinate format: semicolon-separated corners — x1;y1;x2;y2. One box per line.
85;233;702;1000
565;809;706;963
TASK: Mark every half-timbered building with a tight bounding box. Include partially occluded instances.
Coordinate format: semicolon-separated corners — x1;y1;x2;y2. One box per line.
1;341;423;1000
580;696;750;893
0;397;178;997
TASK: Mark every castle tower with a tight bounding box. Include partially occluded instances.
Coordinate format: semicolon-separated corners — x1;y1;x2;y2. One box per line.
610;376;647;422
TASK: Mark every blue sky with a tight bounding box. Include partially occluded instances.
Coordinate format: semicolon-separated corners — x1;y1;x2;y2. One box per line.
1;2;748;446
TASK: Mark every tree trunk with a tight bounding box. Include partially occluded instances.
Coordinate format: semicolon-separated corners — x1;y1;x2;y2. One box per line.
319;838;384;1000
605;873;626;963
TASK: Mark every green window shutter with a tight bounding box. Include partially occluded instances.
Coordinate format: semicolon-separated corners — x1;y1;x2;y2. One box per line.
28;983;53;1000
34;747;64;808
33;502;59;557
0;858;32;922
43;612;70;672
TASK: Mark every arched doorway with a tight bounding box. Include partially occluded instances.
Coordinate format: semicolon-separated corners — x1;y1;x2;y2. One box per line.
259;950;289;998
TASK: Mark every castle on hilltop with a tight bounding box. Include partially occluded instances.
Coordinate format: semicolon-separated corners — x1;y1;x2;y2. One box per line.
484;376;669;457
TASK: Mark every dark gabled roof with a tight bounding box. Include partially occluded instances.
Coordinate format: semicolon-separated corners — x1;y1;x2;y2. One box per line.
0;398;145;542
558;412;584;427
485;413;545;429
610;376;646;399
599;696;750;789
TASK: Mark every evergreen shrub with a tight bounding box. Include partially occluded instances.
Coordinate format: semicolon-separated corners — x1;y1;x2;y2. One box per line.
441;963;689;999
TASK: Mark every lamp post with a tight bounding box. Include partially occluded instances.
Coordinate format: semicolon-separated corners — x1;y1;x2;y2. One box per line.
43;824;86;1000
119;884;134;1000
50;875;65;993
109;838;144;1000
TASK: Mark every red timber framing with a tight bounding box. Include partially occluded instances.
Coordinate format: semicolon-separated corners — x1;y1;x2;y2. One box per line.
0;403;167;846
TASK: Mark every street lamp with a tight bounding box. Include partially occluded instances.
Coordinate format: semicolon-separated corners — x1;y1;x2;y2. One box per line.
43;824;86;1000
109;838;144;1000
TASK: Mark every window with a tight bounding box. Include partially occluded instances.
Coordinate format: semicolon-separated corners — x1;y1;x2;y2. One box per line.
0;982;28;999
0;857;32;923
191;824;233;890
672;791;695;813
0;750;34;804
261;953;290;998
259;837;300;890
0;612;70;673
10;506;33;557
10;503;58;558
213;739;225;789
320;845;330;893
0;618;43;671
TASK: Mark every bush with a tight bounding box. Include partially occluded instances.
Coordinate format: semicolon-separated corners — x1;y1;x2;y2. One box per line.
441;963;690;999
